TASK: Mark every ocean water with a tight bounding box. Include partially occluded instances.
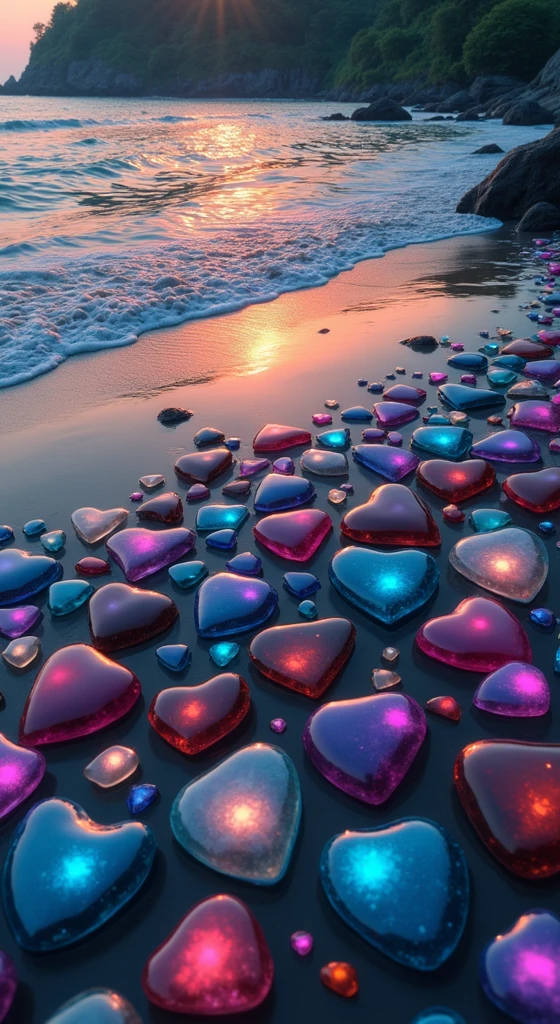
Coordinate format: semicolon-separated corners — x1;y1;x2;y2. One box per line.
0;96;547;389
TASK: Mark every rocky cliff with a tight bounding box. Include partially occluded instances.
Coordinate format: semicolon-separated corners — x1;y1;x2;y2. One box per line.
521;47;560;118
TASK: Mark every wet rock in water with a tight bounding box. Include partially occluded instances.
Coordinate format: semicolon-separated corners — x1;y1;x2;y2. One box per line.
456;110;480;122
350;100;412;122
517;201;560;232
457;127;560;220
436;90;473;113
401;335;438;348
502;100;555;126
157;407;193;425
322;112;348;121
472;144;504;155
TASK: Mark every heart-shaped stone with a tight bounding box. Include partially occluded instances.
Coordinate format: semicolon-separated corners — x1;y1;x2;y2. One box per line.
473;662;550;717
226;551;262;576
75;556;111;576
373;402;419;428
194;426;225;447
89;582;178;653
196;504;249;531
502;467;560;513
0;605;41;639
168;560;207;589
471;429;541;463
136;491;183;524
524;358;560;381
195;573;278;638
0;952;16;1021
0;734;45;821
45;989;141;1023
249;618;355;698
253;509;332;561
320;819;469;970
454;740;560;878
329;546;439;625
383;384;426;404
352;444;420;481
48;579;93;616
253;423;311;452
174;448;233;484
300;449;348;476
19;643;141;746
480;910;560;1023
254;474;315;512
507;378;548;398
106;527;195;582
149;673;250;754
0;549;62;607
304;693;426;804
501;338;553;359
417;459;495;502
449;528;548;603
3;797;156;951
417;597;531;671
71;507;128;545
469;508;512;533
142;895;274;1014
171;744;300;884
341;484;440;547
508;401;560;432
411;426;473;461
438;384;505;411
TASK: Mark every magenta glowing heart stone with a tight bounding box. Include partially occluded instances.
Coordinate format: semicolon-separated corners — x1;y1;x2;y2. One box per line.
502;467;560;513
250;618;355;698
373;402;419;428
89;582;178;653
71;507;128;545
341;484;440;547
473;662;550;717
470;429;541;464
142;895;274;1015
253;509;332;561
0;734;46;821
106;527;195;582
0;605;41;639
303;693;426;805
523;359;560;381
480;910;560;1024
174;448;233;484
195;573;278;638
19;644;141;746
417;459;495;503
508;401;560;433
352;444;420;481
253;424;311;452
416;597;531;671
0;951;16;1022
449;528;548;604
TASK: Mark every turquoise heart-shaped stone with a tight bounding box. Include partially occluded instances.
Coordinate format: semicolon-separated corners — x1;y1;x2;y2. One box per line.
320;818;469;970
329;546;439;625
3;797;156;951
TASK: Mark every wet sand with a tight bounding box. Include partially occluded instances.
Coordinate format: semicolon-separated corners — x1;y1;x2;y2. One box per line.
1;227;558;1024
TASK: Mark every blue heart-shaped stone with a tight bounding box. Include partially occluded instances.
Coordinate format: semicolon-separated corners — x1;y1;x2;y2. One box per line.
320;819;469;971
329;546;439;625
3;797;156;951
411;426;473;461
0;549;62;607
195;572;278;637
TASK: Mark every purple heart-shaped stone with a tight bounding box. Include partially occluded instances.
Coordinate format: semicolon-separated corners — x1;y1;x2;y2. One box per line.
480;910;560;1023
107;527;195;582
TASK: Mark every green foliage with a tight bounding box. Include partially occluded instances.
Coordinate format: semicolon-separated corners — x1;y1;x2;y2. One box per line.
463;0;560;79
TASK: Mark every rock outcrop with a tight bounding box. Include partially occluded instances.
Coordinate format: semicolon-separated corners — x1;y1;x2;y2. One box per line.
517;202;560;232
351;99;412;122
457;127;560;220
472;144;504;155
502;100;556;126
521;46;560;120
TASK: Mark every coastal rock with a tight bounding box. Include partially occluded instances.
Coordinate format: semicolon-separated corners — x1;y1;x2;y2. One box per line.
502;100;556;126
457;127;560;220
157;407;193;425
351;100;412;122
517;202;560;231
521;46;560;120
472;144;504;155
401;335;438;348
436;91;473;113
456;110;480;122
321;113;349;121
469;76;525;106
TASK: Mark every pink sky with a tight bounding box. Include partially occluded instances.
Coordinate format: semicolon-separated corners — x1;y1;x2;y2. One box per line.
0;1;57;83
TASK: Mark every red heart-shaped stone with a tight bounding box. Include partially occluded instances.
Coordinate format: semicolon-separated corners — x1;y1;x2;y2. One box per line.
417;459;495;502
341;484;440;546
454;740;560;879
89;582;178;653
253;509;332;561
142;894;274;1014
416;596;531;672
500;338;553;360
502;467;560;513
19;643;140;746
249;618;355;698
148;673;250;755
136;491;183;523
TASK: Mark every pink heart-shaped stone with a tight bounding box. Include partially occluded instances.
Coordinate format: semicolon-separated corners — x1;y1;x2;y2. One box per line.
416;596;531;671
341;484;440;546
253;509;332;561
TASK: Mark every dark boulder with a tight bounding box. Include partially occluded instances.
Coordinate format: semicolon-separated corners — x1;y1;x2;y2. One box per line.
401;335;438;347
157;407;193;425
321;112;349;121
457;127;560;220
469;75;525;105
517;202;560;231
351;99;412;122
436;91;473;113
472;144;504;154
427;115;446;121
521;46;560;121
456;110;481;122
502;100;556;126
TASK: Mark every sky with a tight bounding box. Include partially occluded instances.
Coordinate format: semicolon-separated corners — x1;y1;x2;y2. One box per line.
0;0;57;83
